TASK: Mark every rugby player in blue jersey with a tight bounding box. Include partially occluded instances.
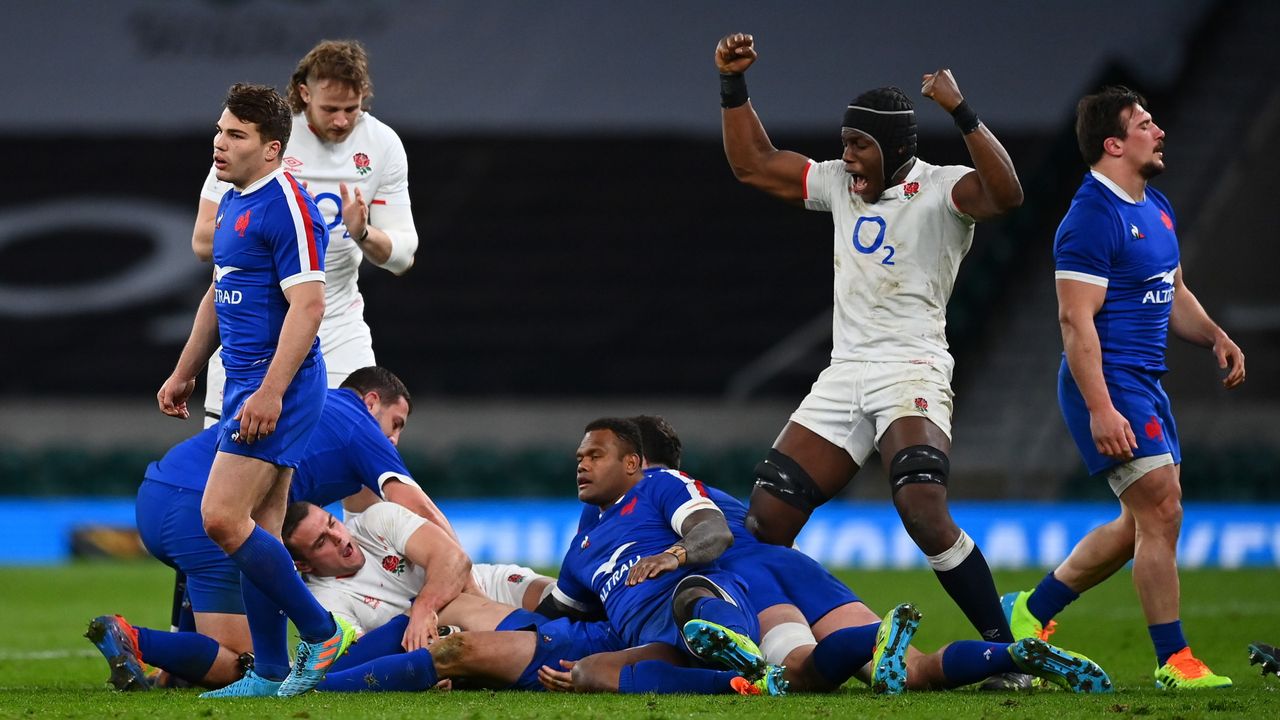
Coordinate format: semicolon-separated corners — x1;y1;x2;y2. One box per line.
535;418;788;695
545;416;1112;695
88;368;458;691
152;83;350;697
1002;87;1244;690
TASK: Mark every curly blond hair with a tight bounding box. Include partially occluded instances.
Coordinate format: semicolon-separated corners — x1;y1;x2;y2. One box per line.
287;39;374;114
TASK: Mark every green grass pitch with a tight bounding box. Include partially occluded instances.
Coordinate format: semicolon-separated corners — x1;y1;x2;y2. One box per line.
0;563;1276;719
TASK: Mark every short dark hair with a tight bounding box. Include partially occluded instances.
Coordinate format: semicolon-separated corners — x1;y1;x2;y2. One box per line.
341;366;412;414
225;82;293;150
288;39;374;114
1075;85;1147;166
584;417;643;459
630;415;682;469
281;501;317;560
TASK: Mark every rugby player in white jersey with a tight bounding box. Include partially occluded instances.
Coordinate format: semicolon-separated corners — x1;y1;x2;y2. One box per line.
714;33;1027;684
193;40;419;425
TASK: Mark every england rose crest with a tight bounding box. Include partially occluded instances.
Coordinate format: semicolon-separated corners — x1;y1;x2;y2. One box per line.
381;555;406;574
913;397;929;413
353;152;372;175
903;182;920;199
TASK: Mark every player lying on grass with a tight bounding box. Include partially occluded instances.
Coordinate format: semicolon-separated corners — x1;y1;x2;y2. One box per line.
85;367;547;690
536;416;1112;695
314;417;790;696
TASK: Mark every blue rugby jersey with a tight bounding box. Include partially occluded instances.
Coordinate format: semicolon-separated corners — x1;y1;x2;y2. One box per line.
554;468;721;646
1054;171;1181;374
144;389;413;505
212;168;327;378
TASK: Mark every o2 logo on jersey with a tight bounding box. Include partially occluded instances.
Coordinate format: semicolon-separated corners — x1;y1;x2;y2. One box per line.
852;216;895;265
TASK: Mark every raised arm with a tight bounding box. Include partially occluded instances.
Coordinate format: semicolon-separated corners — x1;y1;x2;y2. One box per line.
716;33;810;204
922;70;1023;222
1169;266;1245;388
1057;278;1137;461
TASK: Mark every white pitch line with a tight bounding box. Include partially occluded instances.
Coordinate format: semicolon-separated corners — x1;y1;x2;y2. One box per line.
0;649;99;661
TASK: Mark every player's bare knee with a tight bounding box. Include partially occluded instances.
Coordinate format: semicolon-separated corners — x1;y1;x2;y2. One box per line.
429;633;466;674
200;510;242;550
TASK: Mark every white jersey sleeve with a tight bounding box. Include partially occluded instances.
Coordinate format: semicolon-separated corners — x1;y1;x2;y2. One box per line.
931;164;977;224
354;501;428;554
200;165;231;204
372;128;412;206
802;159;844;213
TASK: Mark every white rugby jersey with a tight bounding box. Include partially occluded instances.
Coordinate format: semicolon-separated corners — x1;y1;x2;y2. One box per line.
202;112;411;327
803;158;975;373
304;501;428;635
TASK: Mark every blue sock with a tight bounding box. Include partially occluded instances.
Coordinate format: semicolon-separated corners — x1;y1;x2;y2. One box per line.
330;615;410;673
1026;571;1079;625
692;597;752;637
618;660;739;694
810;622;878;686
229;525;336;642
496;609;547;632
1148;620;1187;666
941;641;1017;687
135;627;219;684
240;575;290;681
318;649;437;692
932;541;1014;642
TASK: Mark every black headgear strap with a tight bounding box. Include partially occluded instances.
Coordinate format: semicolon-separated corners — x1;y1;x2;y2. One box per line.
842;87;917;185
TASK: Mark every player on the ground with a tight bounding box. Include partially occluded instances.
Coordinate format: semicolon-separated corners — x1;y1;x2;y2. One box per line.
1002;86;1244;690
87;368;453;691
534;418;788;695
542;415;1111;695
194;40;418;424
713;33;1026;684
155;82;352;698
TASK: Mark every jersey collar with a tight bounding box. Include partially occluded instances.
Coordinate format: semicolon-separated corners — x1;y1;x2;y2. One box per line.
878;158;925;199
1089;169;1143;204
239;167;285;197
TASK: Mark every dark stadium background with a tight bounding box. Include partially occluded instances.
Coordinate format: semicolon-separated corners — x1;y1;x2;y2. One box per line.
1;0;1275;513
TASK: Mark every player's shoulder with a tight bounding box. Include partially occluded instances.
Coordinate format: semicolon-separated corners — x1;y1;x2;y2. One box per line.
353;500;417;533
914;159;972;185
355;112;405;147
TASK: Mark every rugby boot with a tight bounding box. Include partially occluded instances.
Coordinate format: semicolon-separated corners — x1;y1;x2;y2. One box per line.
1154;648;1232;689
1009;638;1113;693
729;664;789;696
1248;642;1279;678
871;603;921;695
1001;590;1058;641
84;615;150;692
277;613;357;697
200;669;283;698
682;619;767;681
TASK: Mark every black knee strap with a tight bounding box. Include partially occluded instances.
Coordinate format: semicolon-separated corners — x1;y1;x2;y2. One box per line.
889;445;949;494
753;448;827;513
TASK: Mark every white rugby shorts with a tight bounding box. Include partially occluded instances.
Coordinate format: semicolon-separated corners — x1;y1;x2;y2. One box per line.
789;360;954;465
470;563;554;609
203;319;375;422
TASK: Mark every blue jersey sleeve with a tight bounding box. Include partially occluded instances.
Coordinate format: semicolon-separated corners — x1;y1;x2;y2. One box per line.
644;469;720;536
347;419;414;497
269;174;327;290
1054;199;1122;286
